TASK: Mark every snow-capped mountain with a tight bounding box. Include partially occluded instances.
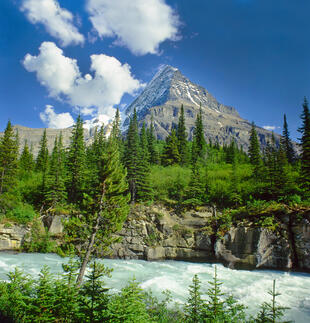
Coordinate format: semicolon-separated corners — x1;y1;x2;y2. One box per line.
124;65;278;150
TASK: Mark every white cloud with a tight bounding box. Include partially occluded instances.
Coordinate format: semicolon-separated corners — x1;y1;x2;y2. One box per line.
21;0;84;47
86;0;180;55
263;125;278;131
23;42;144;118
40;105;74;128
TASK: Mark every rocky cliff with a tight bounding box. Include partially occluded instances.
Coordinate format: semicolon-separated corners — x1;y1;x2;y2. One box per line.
1;204;309;272
109;204;310;272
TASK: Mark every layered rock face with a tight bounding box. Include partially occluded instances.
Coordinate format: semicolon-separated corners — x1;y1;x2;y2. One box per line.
109;204;310;272
0;224;29;250
124;65;280;150
1;205;309;272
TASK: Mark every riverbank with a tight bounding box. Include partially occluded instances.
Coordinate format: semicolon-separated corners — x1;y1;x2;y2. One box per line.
1;203;310;273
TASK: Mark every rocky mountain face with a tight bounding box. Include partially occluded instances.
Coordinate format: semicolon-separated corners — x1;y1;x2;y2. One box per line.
124;65;279;150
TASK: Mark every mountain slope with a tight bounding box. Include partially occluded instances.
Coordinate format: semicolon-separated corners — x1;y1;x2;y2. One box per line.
124;65;278;149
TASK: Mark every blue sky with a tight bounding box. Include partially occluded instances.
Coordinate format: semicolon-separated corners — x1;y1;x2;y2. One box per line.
1;0;309;140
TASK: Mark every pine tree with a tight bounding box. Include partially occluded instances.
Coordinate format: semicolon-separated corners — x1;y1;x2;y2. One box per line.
298;97;310;192
147;117;158;164
140;123;150;162
184;166;206;206
162;129;181;166
73;134;130;286
19;140;35;173
36;129;49;172
264;134;277;193
192;106;206;164
0;121;19;194
249;122;262;178
136;123;153;202
124;109;141;202
177;104;189;165
184;274;204;323
67;115;86;203
282;114;295;164
45;134;67;206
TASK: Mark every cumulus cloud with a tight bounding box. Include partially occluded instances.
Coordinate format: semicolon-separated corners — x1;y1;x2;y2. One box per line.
40;105;75;128
86;0;180;55
23;42;144;118
263;125;279;131
21;0;84;47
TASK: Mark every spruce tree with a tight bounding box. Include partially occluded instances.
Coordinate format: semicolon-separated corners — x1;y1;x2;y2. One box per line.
124;109;141;202
162;129;180;166
73;134;130;286
36;129;49;172
67;115;86;203
249;122;262;178
184;274;204;323
0;121;19;194
140;123;150;162
45;134;67;206
264;134;277;193
147;117;158;164
19;140;35;173
177;104;189;165
282;114;295;164
135;123;153;202
192;106;206;164
298;97;310;192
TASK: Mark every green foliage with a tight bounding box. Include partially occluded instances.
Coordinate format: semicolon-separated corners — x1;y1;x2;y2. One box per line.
249;122;262;179
107;278;152;323
162;128;181;166
192;106;207;164
0;263;293;323
19;141;35;174
23;219;56;252
67;115;86;203
254;280;291;323
184;274;204;322
298;97;310;194
177;105;190;165
0;120;19;194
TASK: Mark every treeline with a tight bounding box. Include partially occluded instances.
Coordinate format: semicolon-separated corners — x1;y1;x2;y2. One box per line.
0;262;290;323
0;99;309;224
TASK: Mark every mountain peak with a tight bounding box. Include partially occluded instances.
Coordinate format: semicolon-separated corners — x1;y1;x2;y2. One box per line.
125;65;239;119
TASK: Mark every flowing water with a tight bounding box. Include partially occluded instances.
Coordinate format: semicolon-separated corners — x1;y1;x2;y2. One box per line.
0;252;310;322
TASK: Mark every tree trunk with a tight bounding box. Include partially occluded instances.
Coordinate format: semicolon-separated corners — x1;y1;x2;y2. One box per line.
76;214;100;287
76;183;106;287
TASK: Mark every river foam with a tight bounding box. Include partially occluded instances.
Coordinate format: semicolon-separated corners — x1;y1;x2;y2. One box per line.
0;253;309;322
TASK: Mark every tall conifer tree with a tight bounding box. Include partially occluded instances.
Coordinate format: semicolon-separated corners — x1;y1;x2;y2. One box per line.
298;97;310;191
19;140;35;173
124;109;140;202
36;129;49;172
0;121;19;194
73;134;130;285
67;115;86;203
162;129;180;166
192;106;206;164
249;122;262;178
147;117;158;164
177;104;189;165
46;134;67;205
282;114;295;164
